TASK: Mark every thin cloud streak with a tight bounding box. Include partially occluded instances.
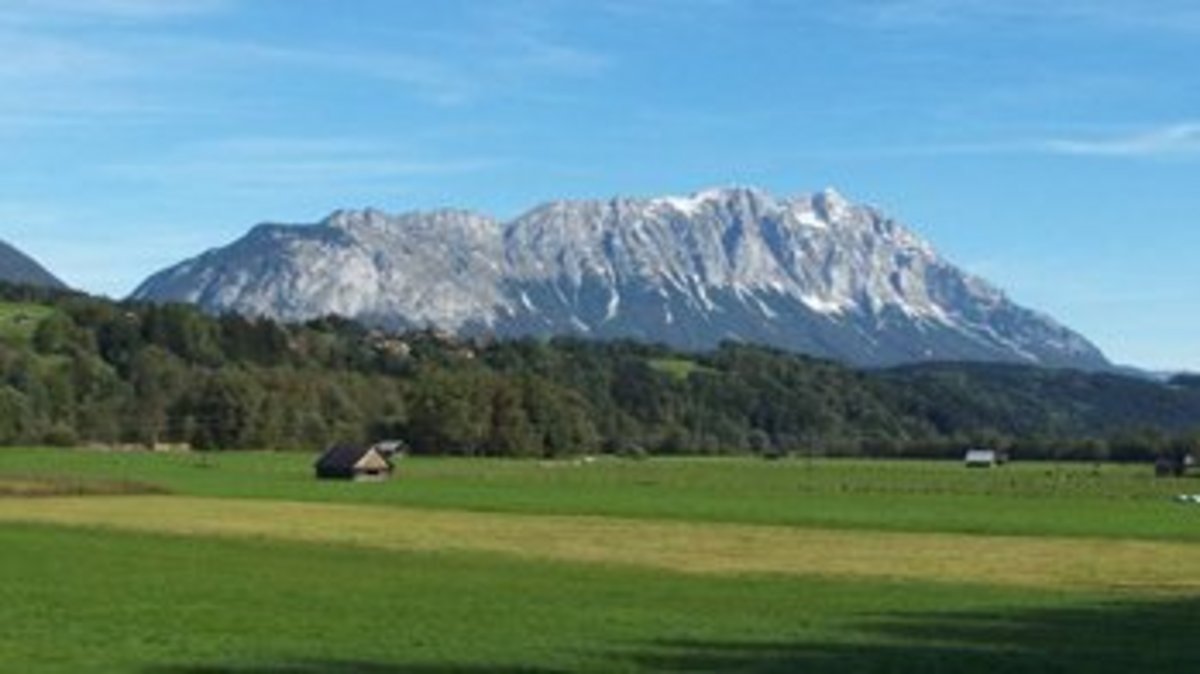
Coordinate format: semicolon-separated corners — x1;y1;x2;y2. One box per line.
0;28;175;129
160;34;609;107
1045;123;1200;157
0;2;613;120
847;0;1200;33
588;0;741;20
794;123;1200;160
102;136;504;194
0;0;228;24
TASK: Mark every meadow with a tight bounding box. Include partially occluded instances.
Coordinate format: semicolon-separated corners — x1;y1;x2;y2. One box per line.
2;449;1197;540
2;449;1199;672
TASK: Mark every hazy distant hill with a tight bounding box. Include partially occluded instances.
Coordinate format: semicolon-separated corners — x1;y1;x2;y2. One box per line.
0;240;66;290
133;186;1108;369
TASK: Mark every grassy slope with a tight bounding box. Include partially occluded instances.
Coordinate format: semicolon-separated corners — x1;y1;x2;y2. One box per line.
647;357;713;380
4;523;1198;674
0;301;53;344
2;449;1198;541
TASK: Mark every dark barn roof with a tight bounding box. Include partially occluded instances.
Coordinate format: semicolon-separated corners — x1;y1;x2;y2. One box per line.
315;444;392;479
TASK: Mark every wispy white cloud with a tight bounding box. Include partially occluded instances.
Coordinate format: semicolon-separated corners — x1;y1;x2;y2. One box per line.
0;0;228;24
0;29;154;131
157;2;614;107
587;0;740;20
1044;123;1200;157
843;0;1200;33
0;0;222;127
794;123;1200;160
155;31;608;107
0;32;132;79
102;136;504;195
381;2;612;104
0;0;613;123
175;39;480;107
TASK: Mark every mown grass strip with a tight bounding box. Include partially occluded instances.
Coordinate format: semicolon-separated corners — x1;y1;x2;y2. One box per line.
0;475;165;498
1;495;1198;592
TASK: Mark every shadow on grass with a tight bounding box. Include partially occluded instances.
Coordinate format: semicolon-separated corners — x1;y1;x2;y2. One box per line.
145;663;564;674
624;596;1200;673
146;596;1200;674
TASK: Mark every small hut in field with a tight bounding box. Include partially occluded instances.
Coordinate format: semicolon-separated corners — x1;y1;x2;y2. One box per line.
314;444;394;482
964;448;1006;468
1155;455;1190;478
371;440;409;460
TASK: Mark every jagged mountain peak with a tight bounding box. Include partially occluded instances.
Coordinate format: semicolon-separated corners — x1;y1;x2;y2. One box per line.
813;186;851;216
132;186;1109;369
646;185;778;218
323;207;497;232
324;207;391;230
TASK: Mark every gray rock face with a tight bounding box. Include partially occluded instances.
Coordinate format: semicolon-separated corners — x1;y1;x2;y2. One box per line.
131;187;1109;368
0;240;67;289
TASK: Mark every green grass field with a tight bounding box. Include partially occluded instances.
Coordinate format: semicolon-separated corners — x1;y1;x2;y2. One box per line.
2;449;1199;672
2;449;1197;540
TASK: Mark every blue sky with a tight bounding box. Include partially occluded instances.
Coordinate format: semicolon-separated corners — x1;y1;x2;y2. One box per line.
2;0;1198;370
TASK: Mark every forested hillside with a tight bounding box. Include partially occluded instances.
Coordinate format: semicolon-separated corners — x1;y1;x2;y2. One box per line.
0;283;1196;460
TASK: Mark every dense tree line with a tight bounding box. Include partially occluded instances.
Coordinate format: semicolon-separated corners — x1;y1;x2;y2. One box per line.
0;282;1197;461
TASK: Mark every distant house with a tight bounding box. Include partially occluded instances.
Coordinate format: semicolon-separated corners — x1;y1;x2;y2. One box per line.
371;440;409;459
315;444;394;482
1155;455;1190;478
964;448;1006;468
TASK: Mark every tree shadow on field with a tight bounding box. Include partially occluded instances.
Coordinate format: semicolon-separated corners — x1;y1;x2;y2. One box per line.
623;595;1200;674
145;596;1200;674
145;663;565;674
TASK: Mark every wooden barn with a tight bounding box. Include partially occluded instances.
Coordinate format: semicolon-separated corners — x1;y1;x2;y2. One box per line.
314;444;394;482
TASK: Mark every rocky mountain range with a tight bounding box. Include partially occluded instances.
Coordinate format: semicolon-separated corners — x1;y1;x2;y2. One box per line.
0;240;66;290
132;187;1110;369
